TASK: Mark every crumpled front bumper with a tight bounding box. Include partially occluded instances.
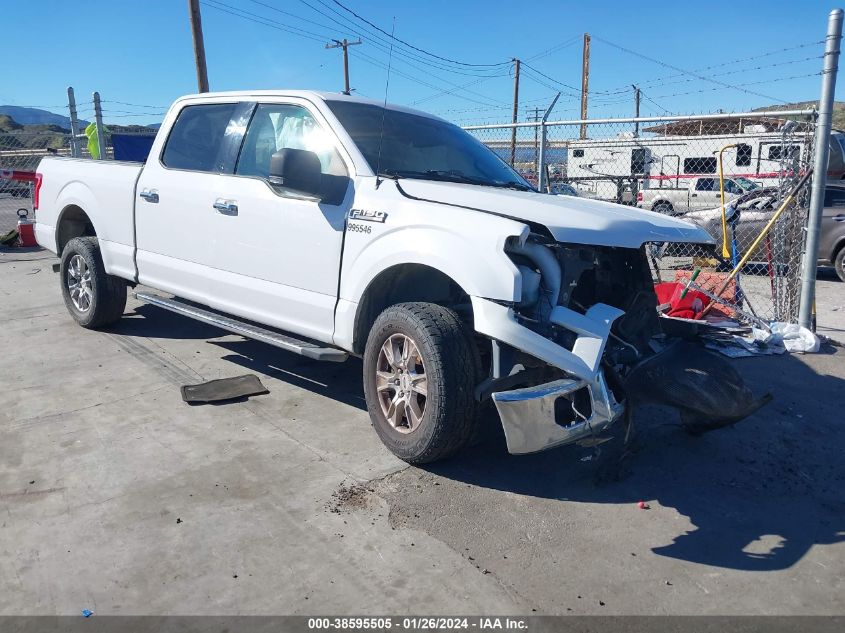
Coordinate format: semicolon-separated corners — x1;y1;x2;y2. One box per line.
492;372;624;454
471;296;627;455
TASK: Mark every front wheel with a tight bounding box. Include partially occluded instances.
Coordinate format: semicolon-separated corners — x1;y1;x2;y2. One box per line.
834;246;845;283
362;302;481;464
60;237;127;329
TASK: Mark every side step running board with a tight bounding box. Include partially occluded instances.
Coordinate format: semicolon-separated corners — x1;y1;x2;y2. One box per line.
135;292;348;362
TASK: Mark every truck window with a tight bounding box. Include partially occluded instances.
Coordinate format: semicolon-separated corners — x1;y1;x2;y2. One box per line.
824;187;845;207
684;157;717;174
723;179;742;194
694;178;715;191
736;144;752;167
236;104;347;178
161;103;238;172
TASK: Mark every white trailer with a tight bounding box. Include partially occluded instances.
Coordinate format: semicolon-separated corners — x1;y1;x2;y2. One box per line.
564;128;845;201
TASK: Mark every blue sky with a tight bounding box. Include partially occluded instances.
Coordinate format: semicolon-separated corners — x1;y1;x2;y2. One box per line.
3;0;839;126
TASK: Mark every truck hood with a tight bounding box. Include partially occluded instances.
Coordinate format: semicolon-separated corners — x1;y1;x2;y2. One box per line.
397;180;716;248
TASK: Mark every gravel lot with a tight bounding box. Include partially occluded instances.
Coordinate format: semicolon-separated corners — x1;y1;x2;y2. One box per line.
1;246;843;615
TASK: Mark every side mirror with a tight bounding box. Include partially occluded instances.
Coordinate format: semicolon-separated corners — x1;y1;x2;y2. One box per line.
268;148;322;198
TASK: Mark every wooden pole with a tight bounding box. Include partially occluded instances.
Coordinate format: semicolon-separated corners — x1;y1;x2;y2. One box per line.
188;0;209;93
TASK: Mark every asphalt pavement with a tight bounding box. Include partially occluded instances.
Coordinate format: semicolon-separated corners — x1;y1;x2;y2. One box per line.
0;246;843;615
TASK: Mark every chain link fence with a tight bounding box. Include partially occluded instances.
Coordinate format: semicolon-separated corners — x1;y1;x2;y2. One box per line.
465;110;820;324
0;126;156;235
0;130;71;235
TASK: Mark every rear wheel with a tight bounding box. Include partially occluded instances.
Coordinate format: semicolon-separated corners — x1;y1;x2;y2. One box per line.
653;202;674;215
363;302;481;464
60;237;127;329
835;246;845;283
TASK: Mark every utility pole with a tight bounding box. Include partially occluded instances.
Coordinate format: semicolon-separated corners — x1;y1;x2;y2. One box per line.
799;8;843;329
579;33;590;140
188;0;209;93
633;84;641;137
510;58;521;167
326;38;362;95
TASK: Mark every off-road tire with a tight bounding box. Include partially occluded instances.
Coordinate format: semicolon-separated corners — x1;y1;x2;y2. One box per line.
363;302;481;464
60;236;127;329
834;245;845;283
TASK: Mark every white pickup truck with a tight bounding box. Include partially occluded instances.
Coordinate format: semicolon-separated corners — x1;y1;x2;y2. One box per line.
637;176;759;215
35;90;733;464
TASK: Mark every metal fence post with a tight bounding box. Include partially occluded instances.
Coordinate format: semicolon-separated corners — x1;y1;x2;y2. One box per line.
92;92;107;160
798;8;842;330
537;93;560;193
67;87;81;158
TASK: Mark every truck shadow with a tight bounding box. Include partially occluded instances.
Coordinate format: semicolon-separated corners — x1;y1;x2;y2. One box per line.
114;303;844;572
426;348;845;572
113;304;368;410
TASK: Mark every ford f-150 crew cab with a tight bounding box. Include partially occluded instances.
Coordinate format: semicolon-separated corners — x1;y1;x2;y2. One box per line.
35;90;744;464
637;176;759;215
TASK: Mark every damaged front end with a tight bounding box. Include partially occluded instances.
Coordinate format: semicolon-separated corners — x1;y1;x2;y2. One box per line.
473;233;770;455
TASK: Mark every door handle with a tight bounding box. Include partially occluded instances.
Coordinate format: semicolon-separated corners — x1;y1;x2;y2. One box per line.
834;214;845;222
691;193;697;197
139;189;159;203
213;199;238;216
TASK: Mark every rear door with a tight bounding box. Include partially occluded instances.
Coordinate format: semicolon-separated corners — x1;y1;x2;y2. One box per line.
205;100;353;343
820;186;845;262
134;101;241;302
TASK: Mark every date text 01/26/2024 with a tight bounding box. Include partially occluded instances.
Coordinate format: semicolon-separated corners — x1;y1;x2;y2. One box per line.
307;617;529;630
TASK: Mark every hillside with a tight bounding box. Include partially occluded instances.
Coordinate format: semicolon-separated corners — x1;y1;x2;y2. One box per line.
753;100;845;130
0;114;71;150
0;105;87;128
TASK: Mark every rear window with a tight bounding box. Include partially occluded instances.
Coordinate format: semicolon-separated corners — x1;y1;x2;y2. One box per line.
161;103;237;172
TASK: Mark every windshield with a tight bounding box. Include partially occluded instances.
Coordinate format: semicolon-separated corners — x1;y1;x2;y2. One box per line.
733;177;759;191
326;100;531;190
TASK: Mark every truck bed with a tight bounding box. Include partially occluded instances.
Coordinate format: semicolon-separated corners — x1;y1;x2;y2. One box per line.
35;156;144;280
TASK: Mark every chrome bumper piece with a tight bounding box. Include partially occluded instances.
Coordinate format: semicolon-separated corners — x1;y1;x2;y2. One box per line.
492;371;624;454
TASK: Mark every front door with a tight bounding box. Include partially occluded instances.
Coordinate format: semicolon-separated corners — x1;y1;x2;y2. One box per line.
206;102;352;343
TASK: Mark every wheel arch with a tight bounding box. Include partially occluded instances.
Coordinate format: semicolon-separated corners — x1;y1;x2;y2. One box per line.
351;263;474;355
56;204;97;254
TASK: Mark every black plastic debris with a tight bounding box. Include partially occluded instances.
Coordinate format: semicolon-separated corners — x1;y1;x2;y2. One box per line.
181;374;269;404
624;340;772;435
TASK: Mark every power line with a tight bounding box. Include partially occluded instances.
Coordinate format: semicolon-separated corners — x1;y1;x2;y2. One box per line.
525;35;582;62
591;39;826;97
202;0;510;106
520;62;580;95
201;0;331;42
650;71;821;100
301;0;505;77
329;0;510;68
348;49;506;108
102;100;169;109
591;34;799;103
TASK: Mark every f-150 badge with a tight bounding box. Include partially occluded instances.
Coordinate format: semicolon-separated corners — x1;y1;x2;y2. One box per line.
349;209;387;223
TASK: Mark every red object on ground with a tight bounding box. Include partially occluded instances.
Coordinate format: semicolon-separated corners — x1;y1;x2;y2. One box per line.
654;282;711;320
637;501;650;510
17;211;37;247
674;270;736;319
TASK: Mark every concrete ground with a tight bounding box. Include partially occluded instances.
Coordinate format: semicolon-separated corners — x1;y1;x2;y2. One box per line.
1;246;844;615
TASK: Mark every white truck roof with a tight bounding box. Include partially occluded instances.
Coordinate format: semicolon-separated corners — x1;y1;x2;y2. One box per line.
171;90;446;121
